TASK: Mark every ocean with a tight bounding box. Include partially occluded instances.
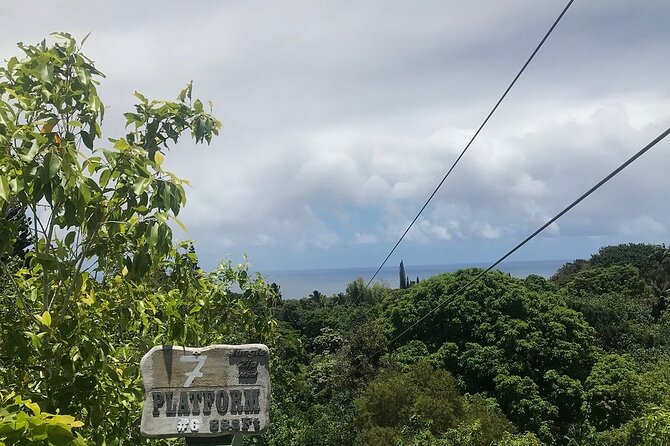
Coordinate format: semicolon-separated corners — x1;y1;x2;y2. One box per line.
259;259;567;300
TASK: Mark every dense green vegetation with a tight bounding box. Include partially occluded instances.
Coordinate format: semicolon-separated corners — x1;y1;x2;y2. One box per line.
0;35;276;445
1;35;669;445
255;244;670;445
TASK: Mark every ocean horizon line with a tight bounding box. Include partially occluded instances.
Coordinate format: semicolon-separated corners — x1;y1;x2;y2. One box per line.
256;258;570;299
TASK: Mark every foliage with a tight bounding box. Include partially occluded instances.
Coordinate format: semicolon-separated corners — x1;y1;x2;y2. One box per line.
0;392;85;446
561;266;663;351
550;259;591;287
354;363;528;446
589;243;665;272
585;354;644;431
260;243;670;446
0;34;277;445
354;362;466;443
497;432;544;446
385;269;598;440
0;202;32;259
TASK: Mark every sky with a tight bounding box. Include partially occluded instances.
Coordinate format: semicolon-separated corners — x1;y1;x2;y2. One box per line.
2;1;670;274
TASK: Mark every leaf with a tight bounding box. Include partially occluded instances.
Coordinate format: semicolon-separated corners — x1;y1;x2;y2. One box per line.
64;231;76;246
79;182;91;203
133;91;148;104
19;140;40;162
148;223;159;247
39;63;52;83
153;151;164;166
24;401;40;416
99;169;111;188
80;130;94;149
177;81;192;102
81;30;92;47
41;118;58;134
0;176;9;202
133;177;150;196
24;331;42;349
44;152;61;179
113;138;130;151
36;310;51;328
172;215;187;232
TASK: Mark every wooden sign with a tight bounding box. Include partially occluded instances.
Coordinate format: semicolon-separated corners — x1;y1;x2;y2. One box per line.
140;344;270;438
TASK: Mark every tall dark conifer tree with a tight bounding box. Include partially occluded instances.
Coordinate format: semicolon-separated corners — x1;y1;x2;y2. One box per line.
399;260;407;289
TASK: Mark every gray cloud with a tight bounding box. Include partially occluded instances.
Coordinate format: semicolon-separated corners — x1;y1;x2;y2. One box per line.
2;1;670;270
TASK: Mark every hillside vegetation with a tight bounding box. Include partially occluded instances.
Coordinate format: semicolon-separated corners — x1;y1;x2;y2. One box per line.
260;243;670;445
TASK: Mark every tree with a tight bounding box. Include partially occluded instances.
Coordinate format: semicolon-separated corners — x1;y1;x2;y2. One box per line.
0;33;277;444
355;362;465;440
590;243;664;272
561;265;667;352
399;260;407;289
585;354;644;430
550;258;591;286
385;269;599;441
354;363;522;446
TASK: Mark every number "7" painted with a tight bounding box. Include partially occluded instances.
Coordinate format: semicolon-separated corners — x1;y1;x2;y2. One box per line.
180;355;208;387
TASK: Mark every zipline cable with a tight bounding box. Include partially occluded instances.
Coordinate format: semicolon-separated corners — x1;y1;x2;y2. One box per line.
370;126;670;358
365;0;576;288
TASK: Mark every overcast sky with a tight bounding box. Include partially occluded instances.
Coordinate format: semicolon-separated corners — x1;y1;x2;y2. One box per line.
2;1;670;274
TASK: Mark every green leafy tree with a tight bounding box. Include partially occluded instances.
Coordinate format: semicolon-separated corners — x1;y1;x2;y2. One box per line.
355;362;465;442
585;354;644;431
562;265;666;352
385;269;599;441
0;392;86;446
589;243;664;272
550;259;591;287
0;33;277;444
355;363;522;446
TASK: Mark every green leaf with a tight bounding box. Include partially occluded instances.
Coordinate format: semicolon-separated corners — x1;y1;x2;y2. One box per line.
36;310;51;328
113;138;130;151
80;182;91;203
194;99;203;113
19;140;41;162
44;152;61;179
81;30;92;46
64;231;76;246
99;169;111;187
76;66;91;85
39;63;52;83
133;91;148;104
133;177;151;196
172;216;187;232
148;223;159;246
41;117;58;134
80;130;94;149
0;176;9;202
24;401;41;416
177;81;192;102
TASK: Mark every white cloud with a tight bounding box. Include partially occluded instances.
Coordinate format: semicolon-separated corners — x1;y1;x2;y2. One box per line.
3;1;670;269
620;216;666;236
353;232;378;245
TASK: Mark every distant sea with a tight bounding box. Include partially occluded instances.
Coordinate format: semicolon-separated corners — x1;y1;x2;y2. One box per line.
259;259;568;300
